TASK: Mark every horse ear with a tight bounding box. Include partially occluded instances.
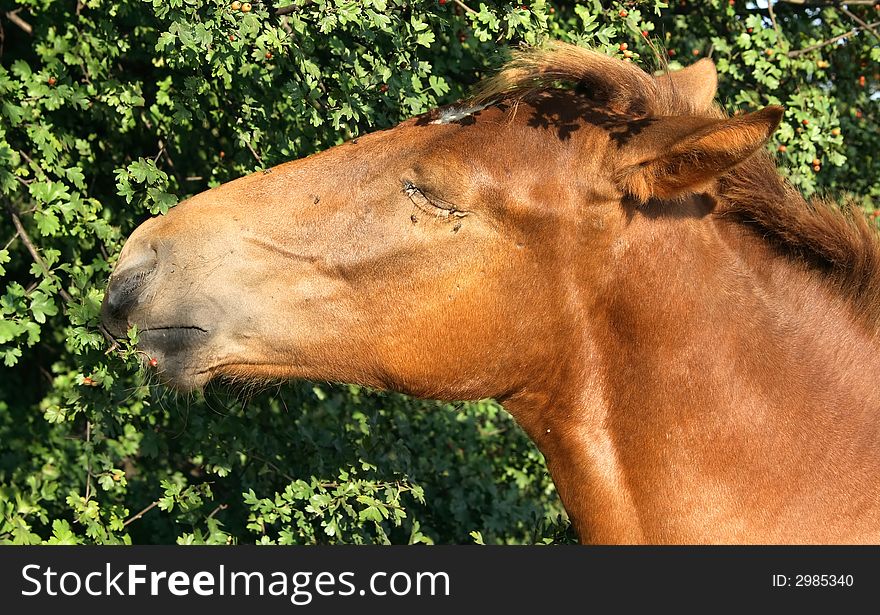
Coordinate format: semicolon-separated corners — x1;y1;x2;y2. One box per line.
655;58;718;113
616;106;784;203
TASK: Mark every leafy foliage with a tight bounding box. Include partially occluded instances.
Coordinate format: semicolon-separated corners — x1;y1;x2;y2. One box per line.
0;0;877;544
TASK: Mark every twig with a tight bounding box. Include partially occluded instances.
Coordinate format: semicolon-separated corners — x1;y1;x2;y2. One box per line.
3;231;19;252
787;19;880;57
123;500;160;527
5;201;120;350
767;0;781;37
278;14;293;35
158;139;176;169
839;6;880;45
4;9;32;35
244;140;264;166
84;421;92;501
453;0;478;14
6;204;65;297
206;503;228;520
17;149;42;176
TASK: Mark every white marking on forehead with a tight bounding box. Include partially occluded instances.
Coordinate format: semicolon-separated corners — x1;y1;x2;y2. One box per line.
429;102;491;125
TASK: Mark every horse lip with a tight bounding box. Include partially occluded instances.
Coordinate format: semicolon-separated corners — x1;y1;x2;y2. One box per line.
138;325;210;352
140;325;209;334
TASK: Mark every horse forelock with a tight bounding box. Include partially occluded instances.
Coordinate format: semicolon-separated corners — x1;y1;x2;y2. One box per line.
470;41;700;118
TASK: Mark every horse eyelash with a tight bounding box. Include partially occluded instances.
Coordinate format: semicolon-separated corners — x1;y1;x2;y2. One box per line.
402;180;467;219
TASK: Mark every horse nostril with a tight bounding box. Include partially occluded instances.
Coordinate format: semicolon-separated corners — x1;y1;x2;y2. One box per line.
101;245;158;336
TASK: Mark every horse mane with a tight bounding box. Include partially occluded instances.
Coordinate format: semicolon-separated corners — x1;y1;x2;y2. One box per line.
473;42;880;326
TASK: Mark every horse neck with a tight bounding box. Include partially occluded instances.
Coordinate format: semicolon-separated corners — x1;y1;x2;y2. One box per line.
601;207;880;423
506;201;880;543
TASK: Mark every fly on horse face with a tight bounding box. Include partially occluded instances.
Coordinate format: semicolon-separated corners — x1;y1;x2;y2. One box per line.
101;42;880;544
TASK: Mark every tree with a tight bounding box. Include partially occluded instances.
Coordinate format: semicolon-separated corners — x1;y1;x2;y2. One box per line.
0;0;876;545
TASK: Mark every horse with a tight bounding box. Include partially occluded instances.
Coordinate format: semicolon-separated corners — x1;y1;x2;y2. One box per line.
100;42;880;544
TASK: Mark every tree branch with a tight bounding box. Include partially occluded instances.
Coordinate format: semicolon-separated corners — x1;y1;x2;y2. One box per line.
839;5;880;45
5;201;120;350
767;1;781;37
123;500;160;527
244;140;264;166
6;204;67;300
453;0;478;14
787;19;880;57
206;503;228;520
4;9;32;35
3;231;19;252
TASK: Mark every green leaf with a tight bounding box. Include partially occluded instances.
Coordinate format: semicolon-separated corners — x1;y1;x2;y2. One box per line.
47;519;80;545
29;291;57;324
0;318;23;344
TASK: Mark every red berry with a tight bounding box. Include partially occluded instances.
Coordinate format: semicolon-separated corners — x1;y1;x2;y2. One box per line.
619;43;628;51
801;119;809;126
265;51;273;59
858;75;866;87
747;27;753;33
219;150;225;158
641;30;649;37
149;357;158;368
777;145;787;153
82;376;96;386
667;49;676;56
47;76;57;86
619;10;628;17
831;128;841;137
439;0;447;4
729;0;735;5
379;83;389;93
693;49;700;56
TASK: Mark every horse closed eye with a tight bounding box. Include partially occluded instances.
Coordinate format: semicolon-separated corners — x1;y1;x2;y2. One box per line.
402;180;466;219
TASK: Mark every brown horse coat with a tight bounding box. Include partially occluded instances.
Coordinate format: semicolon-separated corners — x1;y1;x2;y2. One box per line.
102;43;880;544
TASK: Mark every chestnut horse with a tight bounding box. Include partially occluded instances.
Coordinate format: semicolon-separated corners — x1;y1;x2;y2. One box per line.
101;43;880;544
